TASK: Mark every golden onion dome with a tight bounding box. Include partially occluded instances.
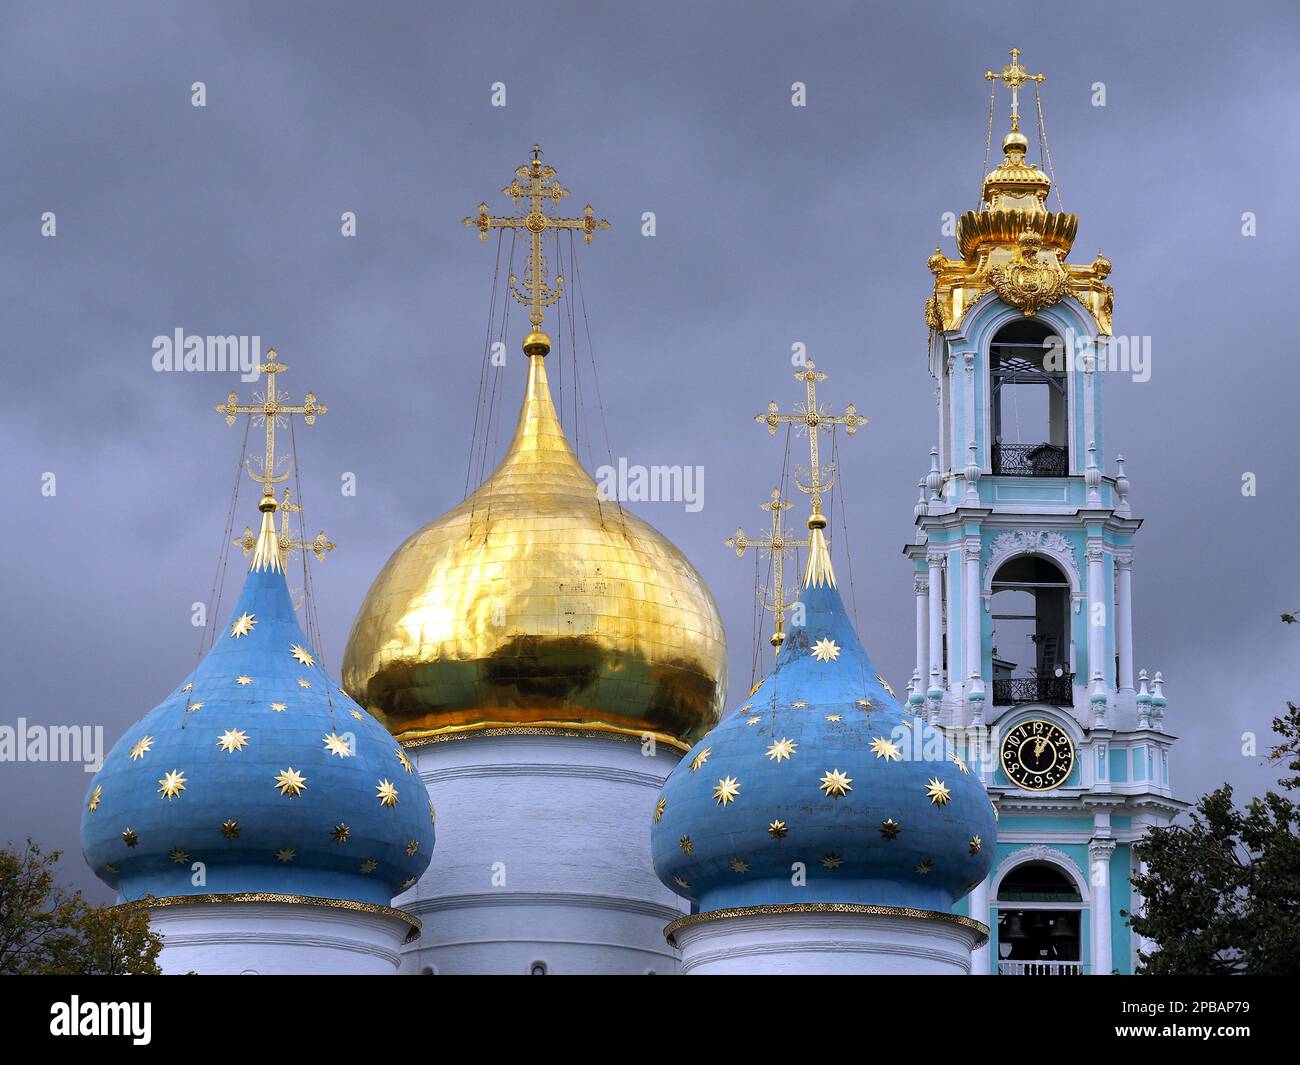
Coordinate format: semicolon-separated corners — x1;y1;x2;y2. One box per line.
341;348;727;752
957;129;1078;263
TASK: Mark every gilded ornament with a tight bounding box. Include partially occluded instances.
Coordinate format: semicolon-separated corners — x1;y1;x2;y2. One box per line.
158;770;187;800
766;737;797;763
215;351;327;574
216;728;249;754
819;768;853;798
726;489;808;652
273;767;307;798
925;778;951;806
755;362;863;589
713;776;741;806
322;732;353;758
986;230;1069;317
870;737;901;762
811;638;840;663
376;779;400;807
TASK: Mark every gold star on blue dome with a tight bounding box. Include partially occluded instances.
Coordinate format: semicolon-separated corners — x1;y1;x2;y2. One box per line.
811;638;841;663
713;776;741;806
819;768;852;798
158;770;187;800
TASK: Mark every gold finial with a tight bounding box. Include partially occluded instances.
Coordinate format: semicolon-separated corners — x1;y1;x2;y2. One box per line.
236;488;336;571
464;145;610;356
726;489;810;653
215;349;328;571
985;47;1045;135
755;362;865;588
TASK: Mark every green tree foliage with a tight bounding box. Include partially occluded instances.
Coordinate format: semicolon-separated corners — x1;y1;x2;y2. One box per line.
1125;615;1300;974
0;839;162;975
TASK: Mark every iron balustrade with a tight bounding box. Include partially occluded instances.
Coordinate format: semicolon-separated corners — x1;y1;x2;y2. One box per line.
992;674;1075;707
992;443;1068;477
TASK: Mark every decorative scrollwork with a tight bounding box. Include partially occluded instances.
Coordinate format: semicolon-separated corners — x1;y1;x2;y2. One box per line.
987;230;1069;317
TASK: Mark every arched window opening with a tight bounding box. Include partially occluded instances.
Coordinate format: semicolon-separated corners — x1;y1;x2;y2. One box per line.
996;862;1083;974
991;555;1073;706
529;960;548;976
990;319;1069;477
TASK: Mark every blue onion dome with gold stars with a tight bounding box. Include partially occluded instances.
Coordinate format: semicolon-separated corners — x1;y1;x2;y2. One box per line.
652;523;996;915
80;495;435;907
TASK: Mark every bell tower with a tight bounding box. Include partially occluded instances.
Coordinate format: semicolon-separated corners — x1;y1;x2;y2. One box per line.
904;49;1183;975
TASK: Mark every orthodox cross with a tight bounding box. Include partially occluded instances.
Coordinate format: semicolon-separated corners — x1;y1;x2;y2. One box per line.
985;47;1045;133
464;144;609;338
235;488;336;562
755;361;865;526
726;489;809;652
215;349;327;502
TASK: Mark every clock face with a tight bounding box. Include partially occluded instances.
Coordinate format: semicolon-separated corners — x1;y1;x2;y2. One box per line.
1000;718;1074;791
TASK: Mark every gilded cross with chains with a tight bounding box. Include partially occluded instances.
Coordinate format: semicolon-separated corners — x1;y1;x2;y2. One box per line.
755;361;865;523
985;47;1045;132
726;489;810;651
235;488;335;562
215;349;327;501
464;144;609;337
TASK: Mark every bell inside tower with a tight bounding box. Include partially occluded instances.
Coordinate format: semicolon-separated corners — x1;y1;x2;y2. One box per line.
990;319;1069;476
990;554;1073;706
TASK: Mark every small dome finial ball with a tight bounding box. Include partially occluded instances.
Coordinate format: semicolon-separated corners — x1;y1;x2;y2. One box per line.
522;331;552;358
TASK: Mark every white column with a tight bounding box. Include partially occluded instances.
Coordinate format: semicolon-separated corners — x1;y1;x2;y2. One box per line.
927;551;944;695
1089;839;1115;975
969;875;990;975
963;538;983;721
963;350;976;469
1080;346;1096;475
1131;858;1157;966
915;574;930;688
1115;554;1134;693
1085;539;1108;718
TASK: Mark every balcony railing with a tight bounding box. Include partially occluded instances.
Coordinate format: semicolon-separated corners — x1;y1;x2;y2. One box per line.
998;960;1083;976
992;442;1068;477
992;674;1075;707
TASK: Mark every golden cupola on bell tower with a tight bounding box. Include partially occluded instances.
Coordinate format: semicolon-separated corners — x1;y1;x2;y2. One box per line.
342;147;727;753
925;48;1114;335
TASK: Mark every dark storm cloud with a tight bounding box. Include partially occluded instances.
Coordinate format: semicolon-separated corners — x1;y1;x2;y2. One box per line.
2;0;1297;898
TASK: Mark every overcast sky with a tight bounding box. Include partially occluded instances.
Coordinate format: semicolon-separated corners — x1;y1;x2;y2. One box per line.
2;0;1297;899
